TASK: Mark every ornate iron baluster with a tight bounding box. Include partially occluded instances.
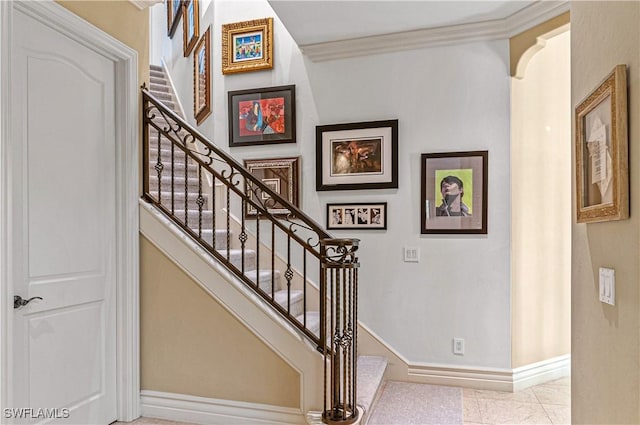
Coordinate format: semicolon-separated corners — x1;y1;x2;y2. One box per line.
286;235;292;313
183;152;188;228
303;250;307;327
171;138;175;214
197;164;204;237
321;239;360;425
155;130;163;197
271;221;276;298
240;195;247;276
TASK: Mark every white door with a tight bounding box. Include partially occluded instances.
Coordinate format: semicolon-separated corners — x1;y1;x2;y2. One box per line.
9;7;117;425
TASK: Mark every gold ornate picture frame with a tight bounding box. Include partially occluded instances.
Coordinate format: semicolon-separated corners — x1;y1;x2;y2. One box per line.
575;64;628;223
167;0;182;38
193;26;211;125
222;18;273;75
182;0;199;57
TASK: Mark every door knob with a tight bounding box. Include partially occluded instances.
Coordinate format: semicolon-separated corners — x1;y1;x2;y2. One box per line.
14;295;43;309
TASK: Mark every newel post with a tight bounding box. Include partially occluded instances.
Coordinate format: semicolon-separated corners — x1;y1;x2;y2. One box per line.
320;238;360;425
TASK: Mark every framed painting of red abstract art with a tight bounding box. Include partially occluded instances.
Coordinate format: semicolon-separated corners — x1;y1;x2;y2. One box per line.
316;120;398;191
228;85;295;147
420;151;488;234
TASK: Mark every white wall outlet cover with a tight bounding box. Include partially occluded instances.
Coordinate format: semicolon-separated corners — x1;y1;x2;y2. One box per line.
404;247;420;263
599;267;615;306
453;338;464;355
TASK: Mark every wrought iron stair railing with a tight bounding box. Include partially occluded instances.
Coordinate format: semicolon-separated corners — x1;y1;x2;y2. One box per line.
142;87;360;424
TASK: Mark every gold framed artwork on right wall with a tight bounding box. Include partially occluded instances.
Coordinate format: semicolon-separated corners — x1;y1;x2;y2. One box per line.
575;64;628;224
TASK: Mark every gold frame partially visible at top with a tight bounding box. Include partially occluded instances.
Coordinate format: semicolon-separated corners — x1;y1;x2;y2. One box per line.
575;64;628;224
222;17;273;75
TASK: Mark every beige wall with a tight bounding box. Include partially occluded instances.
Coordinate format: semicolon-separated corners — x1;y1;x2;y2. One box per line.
140;237;301;408
571;2;640;424
511;30;571;368
57;0;149;86
509;12;570;77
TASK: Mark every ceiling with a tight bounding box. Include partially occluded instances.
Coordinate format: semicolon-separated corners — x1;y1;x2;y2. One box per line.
268;0;537;47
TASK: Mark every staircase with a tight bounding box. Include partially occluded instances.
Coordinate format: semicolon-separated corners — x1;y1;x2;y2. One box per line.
145;65;387;424
148;64;321;336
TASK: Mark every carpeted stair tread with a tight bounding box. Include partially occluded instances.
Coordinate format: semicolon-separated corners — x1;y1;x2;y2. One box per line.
244;269;281;293
173;209;215;228
149;84;169;94
296;311;320;336
217;249;256;271
148;191;209;211
150;64;163;71
357;356;388;420
274;289;304;317
150;76;168;86
149;175;203;191
194;228;229;251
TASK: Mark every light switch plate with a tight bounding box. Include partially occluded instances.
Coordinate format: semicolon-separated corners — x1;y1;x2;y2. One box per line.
404;247;420;263
599;267;615;305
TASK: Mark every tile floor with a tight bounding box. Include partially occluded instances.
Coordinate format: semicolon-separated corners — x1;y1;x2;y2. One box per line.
120;376;570;425
463;377;571;425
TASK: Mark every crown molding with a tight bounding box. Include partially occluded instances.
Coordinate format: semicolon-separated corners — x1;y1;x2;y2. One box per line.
299;0;569;62
128;0;162;10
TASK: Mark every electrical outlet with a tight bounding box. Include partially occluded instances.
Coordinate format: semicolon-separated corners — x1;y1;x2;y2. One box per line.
404;247;420;263
453;338;464;355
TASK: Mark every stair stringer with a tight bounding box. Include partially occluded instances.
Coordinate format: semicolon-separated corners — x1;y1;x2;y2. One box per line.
139;201;324;416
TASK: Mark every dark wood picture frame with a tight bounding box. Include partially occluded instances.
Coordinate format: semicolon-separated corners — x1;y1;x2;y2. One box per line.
420;151;488;234
228;85;295;147
182;0;199;57
316;120;398;191
193;26;211;125
243;157;299;218
326;202;387;230
167;0;182;38
575;64;628;223
222;17;273;74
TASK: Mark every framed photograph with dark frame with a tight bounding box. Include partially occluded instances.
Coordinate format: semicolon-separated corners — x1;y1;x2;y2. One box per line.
167;0;182;38
222;18;273;74
228;85;295;147
326;202;387;230
193;27;211;125
316;120;398;191
244;157;299;218
421;151;488;234
575;64;628;224
182;0;199;57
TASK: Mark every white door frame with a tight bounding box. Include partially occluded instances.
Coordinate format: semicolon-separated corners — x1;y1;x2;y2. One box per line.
0;1;140;422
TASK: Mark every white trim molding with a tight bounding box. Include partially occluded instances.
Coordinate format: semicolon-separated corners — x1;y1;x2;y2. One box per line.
0;0;140;421
129;0;163;11
512;354;571;392
300;1;569;62
358;319;569;392
141;391;305;425
408;354;570;392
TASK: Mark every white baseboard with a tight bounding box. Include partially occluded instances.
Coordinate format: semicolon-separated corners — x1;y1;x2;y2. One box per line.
141;391;306;425
512;354;571;391
407;354;570;392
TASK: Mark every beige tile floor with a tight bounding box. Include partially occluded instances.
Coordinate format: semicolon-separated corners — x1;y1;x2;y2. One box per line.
464;377;571;425
119;376;570;425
